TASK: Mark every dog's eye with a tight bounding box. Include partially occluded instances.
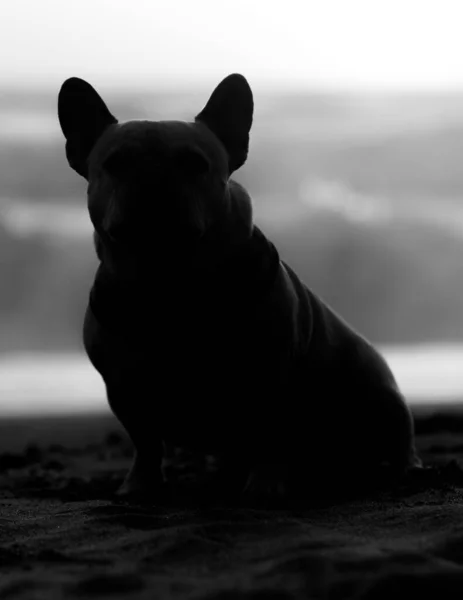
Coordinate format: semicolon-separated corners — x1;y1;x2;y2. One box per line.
102;146;209;180
102;148;133;178
103;148;165;179
173;147;210;177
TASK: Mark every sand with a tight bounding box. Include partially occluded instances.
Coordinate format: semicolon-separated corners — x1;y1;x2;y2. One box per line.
2;406;463;599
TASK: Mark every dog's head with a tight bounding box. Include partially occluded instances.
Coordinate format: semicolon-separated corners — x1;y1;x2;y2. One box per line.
58;74;254;264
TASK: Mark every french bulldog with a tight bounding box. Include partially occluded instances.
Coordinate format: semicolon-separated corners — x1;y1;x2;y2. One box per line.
57;73;421;505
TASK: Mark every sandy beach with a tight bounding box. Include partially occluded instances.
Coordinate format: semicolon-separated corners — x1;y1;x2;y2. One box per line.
0;405;463;598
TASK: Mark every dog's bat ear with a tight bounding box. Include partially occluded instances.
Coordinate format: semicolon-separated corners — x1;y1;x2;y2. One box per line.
58;77;117;179
195;74;253;174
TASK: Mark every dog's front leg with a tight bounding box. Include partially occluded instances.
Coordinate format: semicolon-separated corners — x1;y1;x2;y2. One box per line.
117;442;164;498
106;384;165;499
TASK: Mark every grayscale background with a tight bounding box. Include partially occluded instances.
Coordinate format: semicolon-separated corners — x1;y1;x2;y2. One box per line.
1;0;462;415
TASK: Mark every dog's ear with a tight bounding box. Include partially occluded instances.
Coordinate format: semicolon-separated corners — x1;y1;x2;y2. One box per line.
195;74;253;174
58;77;117;179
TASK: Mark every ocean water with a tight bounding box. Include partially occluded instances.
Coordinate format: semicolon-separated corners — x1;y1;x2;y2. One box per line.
0;344;461;417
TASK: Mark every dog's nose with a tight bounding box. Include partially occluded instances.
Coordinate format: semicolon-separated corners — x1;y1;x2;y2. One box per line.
101;196;126;241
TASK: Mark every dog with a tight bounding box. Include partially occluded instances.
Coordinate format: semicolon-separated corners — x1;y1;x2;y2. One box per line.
57;73;422;505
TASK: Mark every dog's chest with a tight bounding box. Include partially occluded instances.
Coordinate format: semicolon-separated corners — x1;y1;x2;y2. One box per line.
90;272;265;380
88;230;288;406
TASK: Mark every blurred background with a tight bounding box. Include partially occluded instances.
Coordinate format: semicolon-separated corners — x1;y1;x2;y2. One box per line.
1;0;463;415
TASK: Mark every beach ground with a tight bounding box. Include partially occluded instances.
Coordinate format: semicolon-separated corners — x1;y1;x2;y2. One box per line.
1;405;463;599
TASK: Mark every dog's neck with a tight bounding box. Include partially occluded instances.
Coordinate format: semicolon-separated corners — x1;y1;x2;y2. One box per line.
94;221;251;283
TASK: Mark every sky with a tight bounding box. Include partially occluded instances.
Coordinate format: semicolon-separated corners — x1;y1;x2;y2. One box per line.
2;0;463;92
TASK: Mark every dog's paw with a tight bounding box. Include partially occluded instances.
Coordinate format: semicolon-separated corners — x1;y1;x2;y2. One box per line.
116;477;163;499
241;464;289;508
116;457;165;501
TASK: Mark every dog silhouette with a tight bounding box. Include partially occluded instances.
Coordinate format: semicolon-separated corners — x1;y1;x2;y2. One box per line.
58;73;421;505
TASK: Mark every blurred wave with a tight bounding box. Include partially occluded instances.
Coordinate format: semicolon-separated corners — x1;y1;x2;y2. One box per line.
0;198;90;238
